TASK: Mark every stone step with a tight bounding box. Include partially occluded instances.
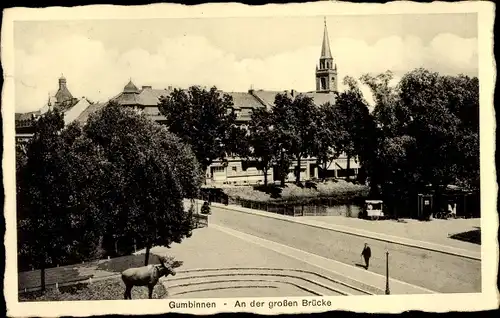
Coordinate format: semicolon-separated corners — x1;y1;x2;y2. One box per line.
166;280;314;298
161;267;376;298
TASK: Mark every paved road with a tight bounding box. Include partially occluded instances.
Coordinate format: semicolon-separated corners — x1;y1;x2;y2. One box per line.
209;206;481;294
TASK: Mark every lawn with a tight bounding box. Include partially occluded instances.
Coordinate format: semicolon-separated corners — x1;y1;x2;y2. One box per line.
221;180;369;204
449;228;481;245
19;278;168;301
96;253;162;273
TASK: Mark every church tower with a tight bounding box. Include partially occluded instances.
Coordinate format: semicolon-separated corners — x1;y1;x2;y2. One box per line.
315;18;338;93
54;74;78;110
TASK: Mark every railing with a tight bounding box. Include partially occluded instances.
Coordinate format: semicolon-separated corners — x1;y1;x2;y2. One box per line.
193;213;208;228
234;198;329;217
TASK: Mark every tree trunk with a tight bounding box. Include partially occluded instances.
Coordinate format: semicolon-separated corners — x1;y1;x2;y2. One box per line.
370;181;379;198
40;265;46;292
296;155;301;184
263;166;268;186
280;151;286;187
144;245;151;266
201;164;209;185
321;160;327;182
346;153;351;181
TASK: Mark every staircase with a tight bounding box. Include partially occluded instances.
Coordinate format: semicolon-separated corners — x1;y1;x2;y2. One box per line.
161;267;379;298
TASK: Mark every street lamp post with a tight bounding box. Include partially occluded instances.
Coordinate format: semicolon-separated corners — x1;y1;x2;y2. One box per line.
385;251;390;295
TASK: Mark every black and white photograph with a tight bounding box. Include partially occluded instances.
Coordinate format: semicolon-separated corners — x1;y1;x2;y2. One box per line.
2;2;497;316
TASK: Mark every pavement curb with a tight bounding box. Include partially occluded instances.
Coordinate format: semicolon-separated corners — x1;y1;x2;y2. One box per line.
205;201;481;261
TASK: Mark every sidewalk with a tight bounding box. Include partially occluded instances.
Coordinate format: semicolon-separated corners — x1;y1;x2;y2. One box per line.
304;215;480;251
199;200;481;260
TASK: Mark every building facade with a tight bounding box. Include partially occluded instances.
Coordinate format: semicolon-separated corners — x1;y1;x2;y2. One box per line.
15;75;92;143
108;21;359;185
15;21;360;185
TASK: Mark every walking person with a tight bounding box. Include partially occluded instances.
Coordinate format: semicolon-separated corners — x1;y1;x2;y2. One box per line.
361;243;371;270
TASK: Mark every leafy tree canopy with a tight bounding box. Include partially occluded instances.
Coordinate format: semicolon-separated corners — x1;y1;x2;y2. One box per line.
158;86;246;173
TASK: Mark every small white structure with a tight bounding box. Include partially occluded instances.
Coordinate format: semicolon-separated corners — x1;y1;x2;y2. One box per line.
364;200;384;220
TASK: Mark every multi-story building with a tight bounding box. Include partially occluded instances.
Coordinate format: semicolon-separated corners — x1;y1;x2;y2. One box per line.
15;20;360;185
15;75;93;144
106;21;359;185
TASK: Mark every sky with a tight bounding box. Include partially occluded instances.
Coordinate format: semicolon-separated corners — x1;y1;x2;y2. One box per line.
14;13;478;113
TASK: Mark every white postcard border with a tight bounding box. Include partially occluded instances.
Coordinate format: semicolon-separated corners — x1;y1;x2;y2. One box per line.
2;1;498;316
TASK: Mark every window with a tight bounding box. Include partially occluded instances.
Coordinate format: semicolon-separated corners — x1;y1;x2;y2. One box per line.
321;78;327;90
232;166;237;172
212;166;225;173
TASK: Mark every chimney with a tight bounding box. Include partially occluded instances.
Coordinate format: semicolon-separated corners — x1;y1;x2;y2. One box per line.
291;89;295;97
168;86;173;90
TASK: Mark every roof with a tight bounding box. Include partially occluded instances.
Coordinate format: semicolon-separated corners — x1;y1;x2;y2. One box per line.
226;92;265;110
123;80;139;93
137;87;171;106
110;81;338;124
74;102;107;125
15;111;40;122
112;91;141;106
64;98;93;125
303;92;336;106
55;86;74;103
320;21;333;59
250;90;283;109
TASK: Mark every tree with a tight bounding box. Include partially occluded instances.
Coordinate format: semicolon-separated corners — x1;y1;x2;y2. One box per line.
158;86;244;177
17;109;71;291
246;107;277;186
360;71;403;137
270;93;294;186
361;68;479;216
272;93;317;184
335;76;373;181
310;102;343;182
83;102;202;265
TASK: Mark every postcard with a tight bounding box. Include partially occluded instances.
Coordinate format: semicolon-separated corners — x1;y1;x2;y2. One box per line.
2;1;497;316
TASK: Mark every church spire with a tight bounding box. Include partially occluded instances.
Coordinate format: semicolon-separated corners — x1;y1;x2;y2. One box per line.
320;17;332;59
315;17;338;94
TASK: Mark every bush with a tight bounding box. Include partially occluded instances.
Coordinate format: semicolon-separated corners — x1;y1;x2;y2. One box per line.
19;278;168;301
221;180;369;206
253;184;283;199
305;180;318;190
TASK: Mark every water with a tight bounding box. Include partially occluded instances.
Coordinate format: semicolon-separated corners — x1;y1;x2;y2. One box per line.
325;205;362;218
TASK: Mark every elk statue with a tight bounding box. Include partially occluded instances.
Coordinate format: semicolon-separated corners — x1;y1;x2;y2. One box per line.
121;255;183;299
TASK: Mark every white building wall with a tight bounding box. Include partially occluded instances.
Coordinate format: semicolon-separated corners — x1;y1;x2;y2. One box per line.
64;99;91;125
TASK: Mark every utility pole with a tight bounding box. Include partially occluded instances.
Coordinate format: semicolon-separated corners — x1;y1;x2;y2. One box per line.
385;251;390;295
